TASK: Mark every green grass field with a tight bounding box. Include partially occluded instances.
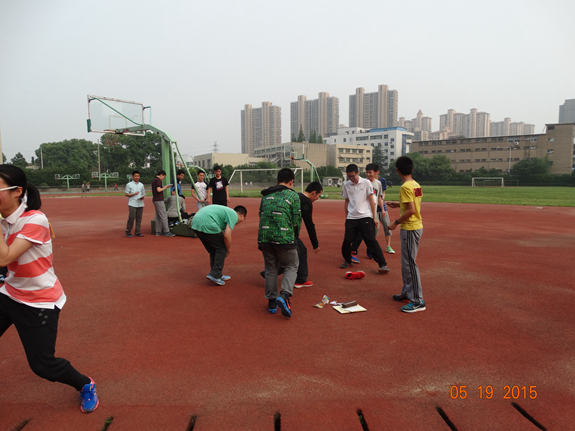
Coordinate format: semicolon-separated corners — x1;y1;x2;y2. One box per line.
226;185;574;207
66;185;574;207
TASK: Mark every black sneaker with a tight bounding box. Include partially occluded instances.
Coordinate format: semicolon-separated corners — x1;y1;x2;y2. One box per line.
268;299;277;314
340;261;353;269
393;294;409;302
378;265;390;273
276;294;292;318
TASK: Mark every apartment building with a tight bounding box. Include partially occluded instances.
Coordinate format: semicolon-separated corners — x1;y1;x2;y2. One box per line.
411;123;575;175
559;99;575;124
290;92;339;141
241;102;282;157
349;85;398;129
325;127;413;172
399;110;432;133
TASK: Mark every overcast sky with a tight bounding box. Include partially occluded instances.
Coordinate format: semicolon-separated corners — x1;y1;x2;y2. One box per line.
1;0;574;162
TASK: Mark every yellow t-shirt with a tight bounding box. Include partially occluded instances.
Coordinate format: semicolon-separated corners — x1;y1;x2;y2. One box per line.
399;180;423;230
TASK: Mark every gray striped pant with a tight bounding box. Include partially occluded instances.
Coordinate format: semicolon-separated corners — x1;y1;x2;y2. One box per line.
400;229;423;305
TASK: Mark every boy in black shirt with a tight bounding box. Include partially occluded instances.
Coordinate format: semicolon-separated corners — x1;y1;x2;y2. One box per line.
206;165;230;206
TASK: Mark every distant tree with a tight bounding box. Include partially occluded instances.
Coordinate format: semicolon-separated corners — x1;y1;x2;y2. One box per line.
309;130;317;144
291;133;297;143
511;156;551;181
10;152;28;167
372;144;385;167
317;134;323;144
2;153;6;163
427;155;454;181
297;125;305;143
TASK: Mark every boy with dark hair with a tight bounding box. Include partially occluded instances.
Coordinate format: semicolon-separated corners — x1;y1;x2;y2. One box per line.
125;170;146;237
192;171;209;212
350;163;384;262
260;181;322;288
207;165;230;206
387;156;425;313
340;164;389;273
192;205;247;286
171;169;186;199
152;170;175;237
258;168;302;317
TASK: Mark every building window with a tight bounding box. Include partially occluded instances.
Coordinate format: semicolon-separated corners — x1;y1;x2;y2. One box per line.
344;138;346;142
530;146;537;149
548;138;554;142
530;137;538;142
391;152;395;155
384;135;388;139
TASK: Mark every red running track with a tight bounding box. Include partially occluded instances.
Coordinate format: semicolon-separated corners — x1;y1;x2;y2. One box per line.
1;196;575;430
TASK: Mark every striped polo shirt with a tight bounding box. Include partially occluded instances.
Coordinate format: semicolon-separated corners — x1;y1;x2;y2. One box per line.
0;201;66;309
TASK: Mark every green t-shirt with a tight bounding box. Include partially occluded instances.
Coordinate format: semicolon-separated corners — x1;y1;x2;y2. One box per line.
192;205;238;234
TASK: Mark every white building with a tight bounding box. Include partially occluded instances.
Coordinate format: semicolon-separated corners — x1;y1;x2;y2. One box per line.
325;127;413;172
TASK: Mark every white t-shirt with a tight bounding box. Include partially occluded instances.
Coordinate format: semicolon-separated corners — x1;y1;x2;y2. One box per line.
195;181;208;200
341;177;374;220
371;178;382;206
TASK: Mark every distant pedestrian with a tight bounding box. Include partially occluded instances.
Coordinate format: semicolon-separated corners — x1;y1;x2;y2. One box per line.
86;182;90;192
125;170;146;237
114;183;118;192
82;182;86;193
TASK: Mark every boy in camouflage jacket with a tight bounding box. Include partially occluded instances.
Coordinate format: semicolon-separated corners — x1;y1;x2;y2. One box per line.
258;168;302;318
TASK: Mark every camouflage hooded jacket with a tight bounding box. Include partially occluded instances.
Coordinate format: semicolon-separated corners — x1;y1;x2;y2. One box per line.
257;185;301;246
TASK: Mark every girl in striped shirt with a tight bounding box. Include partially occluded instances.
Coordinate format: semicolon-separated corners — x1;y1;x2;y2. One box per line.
0;165;99;413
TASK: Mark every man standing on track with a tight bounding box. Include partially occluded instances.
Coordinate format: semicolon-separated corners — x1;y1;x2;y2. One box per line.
258;168;301;318
340;164;389;274
152;170;175;237
192;171;209;212
388;156;425;313
125;170;146;238
207;166;230;206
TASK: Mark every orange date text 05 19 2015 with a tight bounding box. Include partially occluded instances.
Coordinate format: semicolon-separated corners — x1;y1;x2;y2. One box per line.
450;385;538;400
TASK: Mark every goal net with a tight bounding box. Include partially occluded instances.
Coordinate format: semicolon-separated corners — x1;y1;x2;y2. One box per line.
228;168;304;193
471;177;505;187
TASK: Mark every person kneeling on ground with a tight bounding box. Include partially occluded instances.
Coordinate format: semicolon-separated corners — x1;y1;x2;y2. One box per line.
165;190;193;226
192;205;247;286
258;168;302;318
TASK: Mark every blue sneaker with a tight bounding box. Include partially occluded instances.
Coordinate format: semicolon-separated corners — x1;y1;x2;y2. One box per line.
268;299;277;314
366;253;373;260
221;275;231;281
276;295;292;318
206;275;225;286
80;378;99;413
351;255;360;264
401;300;426;313
126;233;132;238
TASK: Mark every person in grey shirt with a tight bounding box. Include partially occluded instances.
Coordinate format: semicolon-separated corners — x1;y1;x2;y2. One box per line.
125;170;146;237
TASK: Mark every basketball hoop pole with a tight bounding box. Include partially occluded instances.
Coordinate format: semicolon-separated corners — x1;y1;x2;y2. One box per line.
55;174;80;192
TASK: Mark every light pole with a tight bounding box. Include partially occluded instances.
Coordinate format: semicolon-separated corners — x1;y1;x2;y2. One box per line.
497;146;512;173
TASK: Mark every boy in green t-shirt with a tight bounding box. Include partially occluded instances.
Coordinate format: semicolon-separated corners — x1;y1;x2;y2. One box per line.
192;205;247;286
388;156;425;313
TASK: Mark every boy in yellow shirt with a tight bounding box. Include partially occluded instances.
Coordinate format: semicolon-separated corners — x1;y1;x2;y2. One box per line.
388;156;425;313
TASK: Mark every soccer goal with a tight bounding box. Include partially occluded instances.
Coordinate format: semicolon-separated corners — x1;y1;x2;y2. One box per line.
471;177;505;187
228;168;304;193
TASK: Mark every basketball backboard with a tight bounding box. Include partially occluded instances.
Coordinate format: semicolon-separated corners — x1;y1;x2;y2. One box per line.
87;95;146;136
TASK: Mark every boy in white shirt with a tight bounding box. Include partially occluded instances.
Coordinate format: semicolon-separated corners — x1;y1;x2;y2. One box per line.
340;164;389;273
